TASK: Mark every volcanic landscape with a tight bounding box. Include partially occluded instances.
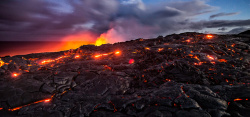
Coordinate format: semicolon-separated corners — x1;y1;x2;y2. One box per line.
0;32;250;117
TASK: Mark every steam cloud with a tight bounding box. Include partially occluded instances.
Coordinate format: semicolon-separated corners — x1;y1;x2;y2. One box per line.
0;0;250;42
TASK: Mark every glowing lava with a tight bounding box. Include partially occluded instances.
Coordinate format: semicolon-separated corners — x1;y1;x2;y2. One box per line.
75;55;80;59
115;51;120;55
158;48;164;52
218;59;227;62
0;59;4;67
12;73;19;77
95;34;107;46
94;51;122;58
44;99;51;102
207;55;215;60
95;55;102;58
234;98;243;101
8;98;52;111
206;35;213;39
41;59;53;64
129;59;135;64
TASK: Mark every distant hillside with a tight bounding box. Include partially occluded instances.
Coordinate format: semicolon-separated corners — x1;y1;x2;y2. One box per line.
239;30;250;35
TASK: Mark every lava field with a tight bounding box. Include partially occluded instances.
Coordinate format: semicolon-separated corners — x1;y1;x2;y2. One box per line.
0;32;250;117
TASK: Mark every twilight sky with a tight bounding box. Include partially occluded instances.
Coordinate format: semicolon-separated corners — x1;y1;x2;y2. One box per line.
0;0;250;42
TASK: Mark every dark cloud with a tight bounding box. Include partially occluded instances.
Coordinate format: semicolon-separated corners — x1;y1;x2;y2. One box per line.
195;19;250;29
209;12;239;19
0;0;249;42
225;27;250;34
218;27;227;31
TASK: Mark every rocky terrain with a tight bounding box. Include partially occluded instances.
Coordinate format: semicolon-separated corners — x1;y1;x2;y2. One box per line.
0;32;250;117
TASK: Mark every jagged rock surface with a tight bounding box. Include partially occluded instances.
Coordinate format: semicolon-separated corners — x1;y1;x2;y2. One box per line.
0;32;250;117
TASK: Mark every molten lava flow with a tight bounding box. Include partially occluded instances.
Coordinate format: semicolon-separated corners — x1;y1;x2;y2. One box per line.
95;34;107;46
206;35;213;39
207;55;215;60
218;59;227;62
75;55;80;59
12;73;19;77
129;59;135;64
95;55;102;58
41;59;54;64
194;62;202;66
234;98;243;101
8;98;52;111
158;48;164;52
0;59;4;67
44;99;51;102
115;51;120;55
94;51;122;59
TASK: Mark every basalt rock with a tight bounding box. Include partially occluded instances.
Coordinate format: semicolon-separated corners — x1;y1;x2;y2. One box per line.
0;32;250;117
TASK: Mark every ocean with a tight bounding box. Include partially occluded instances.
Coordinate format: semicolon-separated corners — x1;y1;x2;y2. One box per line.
0;41;92;57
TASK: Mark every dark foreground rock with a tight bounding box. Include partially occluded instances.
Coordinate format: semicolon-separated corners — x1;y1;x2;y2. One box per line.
0;32;250;117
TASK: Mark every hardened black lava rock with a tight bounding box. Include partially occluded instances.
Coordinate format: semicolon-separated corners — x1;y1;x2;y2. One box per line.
0;32;250;117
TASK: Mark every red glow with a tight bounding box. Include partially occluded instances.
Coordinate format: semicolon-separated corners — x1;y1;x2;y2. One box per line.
12;73;19;77
211;62;216;64
41;59;53;64
206;35;213;39
186;39;191;42
95;55;102;58
158;48;164;52
8;98;52;111
61;31;96;50
234;98;243;101
129;59;135;64
218;59;227;62
194;62;202;66
0;59;4;67
115;51;120;55
75;55;80;59
95;34;107;46
44;99;51;102
207;55;215;60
